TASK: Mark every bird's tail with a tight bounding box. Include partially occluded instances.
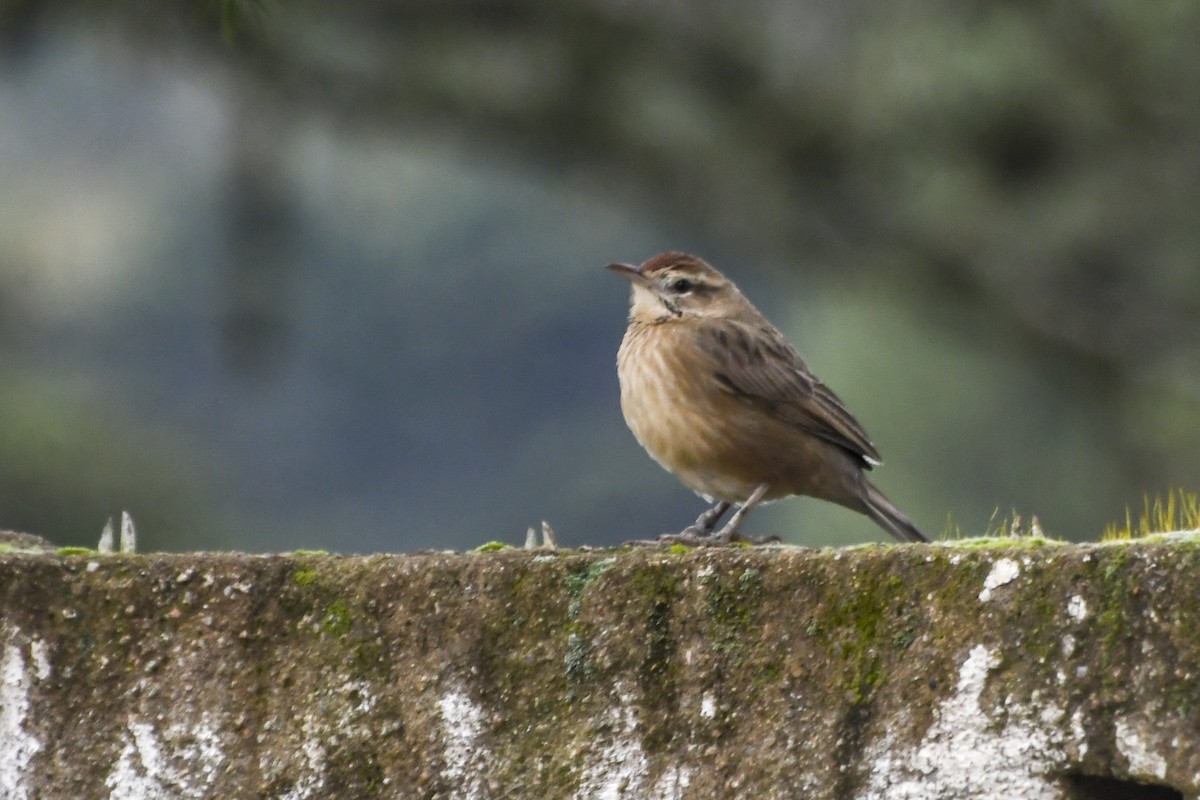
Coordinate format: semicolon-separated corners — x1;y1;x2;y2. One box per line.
863;482;928;543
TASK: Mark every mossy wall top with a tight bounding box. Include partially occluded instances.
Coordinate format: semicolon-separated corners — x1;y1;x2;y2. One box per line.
1;539;1198;799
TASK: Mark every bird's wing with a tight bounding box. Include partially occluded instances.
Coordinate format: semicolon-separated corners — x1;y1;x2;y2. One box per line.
695;319;883;467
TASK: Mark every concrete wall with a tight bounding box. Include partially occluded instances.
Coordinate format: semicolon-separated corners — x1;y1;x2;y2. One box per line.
1;538;1198;799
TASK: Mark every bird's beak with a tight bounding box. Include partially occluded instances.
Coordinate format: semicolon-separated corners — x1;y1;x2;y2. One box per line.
606;262;649;286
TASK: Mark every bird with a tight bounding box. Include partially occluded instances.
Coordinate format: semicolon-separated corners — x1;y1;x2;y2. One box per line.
608;251;928;545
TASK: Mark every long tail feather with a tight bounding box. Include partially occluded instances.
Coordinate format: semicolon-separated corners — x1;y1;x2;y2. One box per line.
863;482;928;543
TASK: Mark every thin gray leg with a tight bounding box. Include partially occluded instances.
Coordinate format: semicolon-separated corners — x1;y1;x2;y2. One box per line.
711;484;770;542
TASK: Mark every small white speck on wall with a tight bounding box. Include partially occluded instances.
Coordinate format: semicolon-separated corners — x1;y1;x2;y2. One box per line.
1070;709;1088;758
28;639;51;681
699;692;716;719
978;559;1020;602
1061;634;1076;659
0;639;43;800
1067;595;1087;621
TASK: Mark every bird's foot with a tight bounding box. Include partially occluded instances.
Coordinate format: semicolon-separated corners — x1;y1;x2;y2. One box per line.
649;528;781;547
679;522;717;538
621;527;725;547
621;530;707;547
708;529;782;546
655;530;724;547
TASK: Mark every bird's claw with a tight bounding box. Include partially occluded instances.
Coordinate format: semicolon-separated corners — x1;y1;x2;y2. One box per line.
622;529;781;548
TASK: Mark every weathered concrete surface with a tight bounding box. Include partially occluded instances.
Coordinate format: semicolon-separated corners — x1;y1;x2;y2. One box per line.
1;538;1199;799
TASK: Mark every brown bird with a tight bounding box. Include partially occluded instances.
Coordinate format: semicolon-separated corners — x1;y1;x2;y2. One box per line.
608;251;928;545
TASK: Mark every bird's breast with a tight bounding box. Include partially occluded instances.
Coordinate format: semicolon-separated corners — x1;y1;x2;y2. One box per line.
616;322;767;502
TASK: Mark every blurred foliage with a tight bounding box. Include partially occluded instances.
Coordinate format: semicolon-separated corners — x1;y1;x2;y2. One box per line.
0;377;217;546
209;0;270;43
0;1;1197;550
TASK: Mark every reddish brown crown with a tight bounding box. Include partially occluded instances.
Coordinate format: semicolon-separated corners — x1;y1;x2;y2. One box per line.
637;252;714;277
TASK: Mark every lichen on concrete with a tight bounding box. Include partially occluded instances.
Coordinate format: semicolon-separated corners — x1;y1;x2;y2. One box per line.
1;638;43;800
863;644;1065;799
1;539;1199;798
438;688;489;800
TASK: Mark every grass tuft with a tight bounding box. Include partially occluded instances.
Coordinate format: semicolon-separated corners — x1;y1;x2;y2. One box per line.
1103;489;1200;540
942;508;1052;540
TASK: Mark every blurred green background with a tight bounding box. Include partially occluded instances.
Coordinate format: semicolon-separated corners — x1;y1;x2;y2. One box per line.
1;2;1197;552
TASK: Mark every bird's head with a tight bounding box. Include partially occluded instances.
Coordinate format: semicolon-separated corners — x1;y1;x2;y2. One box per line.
607;252;752;323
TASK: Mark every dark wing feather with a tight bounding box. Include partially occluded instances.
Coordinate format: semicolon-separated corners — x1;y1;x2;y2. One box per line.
697;319;882;467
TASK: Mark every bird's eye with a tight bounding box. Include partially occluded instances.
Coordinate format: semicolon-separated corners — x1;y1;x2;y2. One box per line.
669;277;693;293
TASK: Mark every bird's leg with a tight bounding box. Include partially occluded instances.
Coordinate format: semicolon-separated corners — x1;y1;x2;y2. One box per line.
629;502;731;547
709;484;773;544
680;501;731;536
650;486;778;547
